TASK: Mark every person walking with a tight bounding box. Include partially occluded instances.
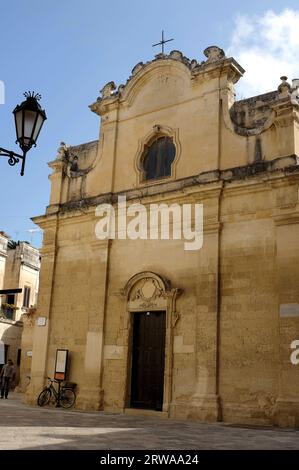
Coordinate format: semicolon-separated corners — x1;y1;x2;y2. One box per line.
0;359;16;399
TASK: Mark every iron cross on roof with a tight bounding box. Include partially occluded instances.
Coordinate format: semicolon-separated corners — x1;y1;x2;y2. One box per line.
152;30;174;55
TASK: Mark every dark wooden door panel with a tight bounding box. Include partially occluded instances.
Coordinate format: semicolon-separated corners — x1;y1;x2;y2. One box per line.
130;311;166;411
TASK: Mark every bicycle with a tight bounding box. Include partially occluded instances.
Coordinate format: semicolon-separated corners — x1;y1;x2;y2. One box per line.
37;377;76;409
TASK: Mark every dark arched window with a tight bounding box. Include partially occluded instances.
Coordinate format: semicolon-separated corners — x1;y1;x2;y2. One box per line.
142;136;176;181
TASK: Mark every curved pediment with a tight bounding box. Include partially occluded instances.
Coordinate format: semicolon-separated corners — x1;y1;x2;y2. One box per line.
90;52;197;116
119;56;192;109
89;47;244;117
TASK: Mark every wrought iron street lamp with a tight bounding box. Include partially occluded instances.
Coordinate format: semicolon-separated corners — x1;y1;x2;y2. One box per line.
0;92;46;175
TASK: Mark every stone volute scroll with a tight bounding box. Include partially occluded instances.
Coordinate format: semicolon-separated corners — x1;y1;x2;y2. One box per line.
53;141;79;176
48;141;73;176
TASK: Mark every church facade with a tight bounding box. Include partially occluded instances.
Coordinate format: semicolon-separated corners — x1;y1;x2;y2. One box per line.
27;46;299;427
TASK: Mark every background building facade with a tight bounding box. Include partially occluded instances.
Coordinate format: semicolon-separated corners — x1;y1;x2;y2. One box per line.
0;236;40;386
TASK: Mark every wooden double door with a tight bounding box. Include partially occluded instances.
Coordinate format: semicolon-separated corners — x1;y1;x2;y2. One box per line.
130;311;166;411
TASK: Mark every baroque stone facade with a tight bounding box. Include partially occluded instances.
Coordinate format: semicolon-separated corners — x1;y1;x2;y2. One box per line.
27;46;299;426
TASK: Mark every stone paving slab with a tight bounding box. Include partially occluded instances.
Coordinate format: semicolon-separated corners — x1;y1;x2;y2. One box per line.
0;393;298;450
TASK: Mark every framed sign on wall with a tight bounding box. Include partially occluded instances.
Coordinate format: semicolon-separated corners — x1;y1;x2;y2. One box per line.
54;349;68;381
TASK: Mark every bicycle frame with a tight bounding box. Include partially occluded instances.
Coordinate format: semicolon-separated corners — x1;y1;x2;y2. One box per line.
48;382;58;399
47;378;63;407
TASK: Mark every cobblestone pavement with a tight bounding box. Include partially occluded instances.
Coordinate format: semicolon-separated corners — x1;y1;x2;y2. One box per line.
0;393;298;450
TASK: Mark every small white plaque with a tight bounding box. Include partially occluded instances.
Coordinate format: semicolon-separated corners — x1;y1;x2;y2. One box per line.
280;304;299;318
26;350;32;357
37;316;47;326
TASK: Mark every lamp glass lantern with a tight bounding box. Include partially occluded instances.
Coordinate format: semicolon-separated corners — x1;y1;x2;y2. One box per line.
13;92;47;154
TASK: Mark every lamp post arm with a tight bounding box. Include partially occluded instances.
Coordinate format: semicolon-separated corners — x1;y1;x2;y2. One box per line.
0;147;27;176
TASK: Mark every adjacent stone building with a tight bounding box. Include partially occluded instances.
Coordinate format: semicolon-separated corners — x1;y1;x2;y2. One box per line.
0;236;40;385
0;232;9;303
27;46;299;427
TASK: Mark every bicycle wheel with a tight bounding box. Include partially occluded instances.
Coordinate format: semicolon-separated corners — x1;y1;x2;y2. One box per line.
60;388;76;408
37;388;51;407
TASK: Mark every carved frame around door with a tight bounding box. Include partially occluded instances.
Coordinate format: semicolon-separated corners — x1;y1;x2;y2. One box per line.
121;271;182;414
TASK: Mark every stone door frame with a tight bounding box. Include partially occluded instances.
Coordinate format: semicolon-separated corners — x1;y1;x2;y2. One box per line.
121;271;182;414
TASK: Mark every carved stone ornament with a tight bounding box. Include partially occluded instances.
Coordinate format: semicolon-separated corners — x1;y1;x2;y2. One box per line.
172;311;180;327
131;278;167;304
190;59;198;69
278;76;291;95
203;45;225;63
123;271;182;318
153;124;161;133
100;81;116;99
291;80;299;106
55;141;79;175
118;84;125;95
131;62;144;76
169;50;183;60
56;141;69;160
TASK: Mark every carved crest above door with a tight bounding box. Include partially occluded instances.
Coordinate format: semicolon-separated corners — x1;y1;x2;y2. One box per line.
122;271;182;317
131;277;167;309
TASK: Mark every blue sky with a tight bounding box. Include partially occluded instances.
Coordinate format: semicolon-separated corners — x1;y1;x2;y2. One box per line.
1;0;299;246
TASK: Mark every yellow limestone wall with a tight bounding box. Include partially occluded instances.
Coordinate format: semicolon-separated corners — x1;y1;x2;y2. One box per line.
27;47;299;426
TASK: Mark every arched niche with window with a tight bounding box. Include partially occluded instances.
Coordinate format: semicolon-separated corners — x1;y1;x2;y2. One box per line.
140;136;176;181
135;126;180;185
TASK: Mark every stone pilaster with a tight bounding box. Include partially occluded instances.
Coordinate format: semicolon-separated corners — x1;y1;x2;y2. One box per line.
25;216;58;404
273;209;299;427
76;239;110;410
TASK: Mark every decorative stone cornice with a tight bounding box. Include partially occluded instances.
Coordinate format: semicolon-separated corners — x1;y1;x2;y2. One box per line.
38;154;299;217
273;212;299;226
89;46;244;116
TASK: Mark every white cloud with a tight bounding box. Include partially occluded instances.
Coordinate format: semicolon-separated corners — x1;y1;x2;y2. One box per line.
228;9;299;98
